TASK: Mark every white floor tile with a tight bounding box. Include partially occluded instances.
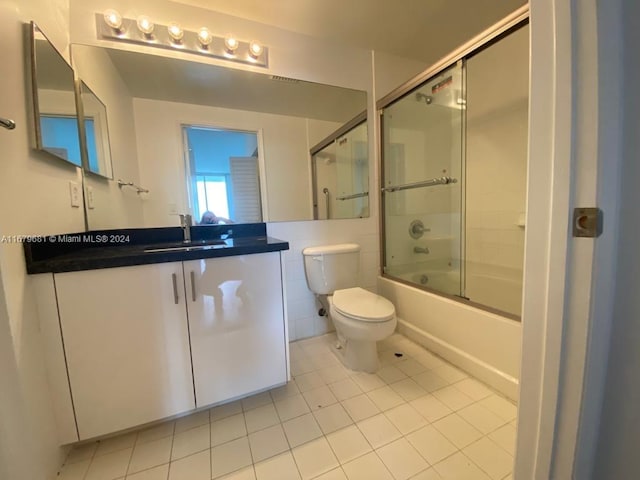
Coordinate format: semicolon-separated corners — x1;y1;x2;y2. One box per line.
210;401;243;422
318;365;350;384
366;386;405;411
282;413;323;448
406;425;457;465
269;382;300;402
168;450;210;480
325;425;372;464
356;414;402;449
342;394;380;422
314;467;348;480
218;466;256;479
58;459;90;480
379;350;406;367
457;403;508;435
383;403;428;436
453;378;493;401
211;413;247;447
389;378;428;402
350;372;386;392
376;438;429;480
395;359;428;377
275;394;311;421
242;392;273;412
211;436;253;479
128;435;172;474
65;442;98;465
341;452;394;480
478;396;518;422
136;422;175;445
254;451;300;480
248;424;289;463
328;378;363;401
411;371;448;393
171;423;210;461
126;463;169;480
432;451;492;480
463;438;513;479
488;424;517;456
410;395;452;423
95;433;137;457
409;468;443;479
85;447;132;480
432;413;483;449
376;365;408;384
175;410;209;434
292;437;339;480
245;404;280;433
432;386;475;411
433;365;467;383
313;403;354;434
302;386;338;411
294;372;326;392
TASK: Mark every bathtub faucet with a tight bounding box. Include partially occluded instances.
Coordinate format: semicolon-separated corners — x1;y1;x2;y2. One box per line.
413;246;430;254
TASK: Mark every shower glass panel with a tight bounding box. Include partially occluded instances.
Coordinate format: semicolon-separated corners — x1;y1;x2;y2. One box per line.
382;63;464;297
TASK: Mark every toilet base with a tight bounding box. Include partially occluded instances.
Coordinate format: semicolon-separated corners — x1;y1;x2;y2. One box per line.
332;338;380;373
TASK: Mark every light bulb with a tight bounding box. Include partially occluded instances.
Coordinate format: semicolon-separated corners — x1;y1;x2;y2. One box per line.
136;15;154;35
103;9;123;31
224;35;239;52
167;22;183;42
197;27;212;46
249;41;263;58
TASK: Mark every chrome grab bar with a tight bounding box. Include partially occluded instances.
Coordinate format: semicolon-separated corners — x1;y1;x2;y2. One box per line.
336;191;369;201
117;179;149;194
0;117;16;130
382;176;457;193
323;187;330;219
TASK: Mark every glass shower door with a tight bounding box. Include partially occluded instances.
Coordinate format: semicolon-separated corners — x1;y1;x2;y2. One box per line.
381;62;465;297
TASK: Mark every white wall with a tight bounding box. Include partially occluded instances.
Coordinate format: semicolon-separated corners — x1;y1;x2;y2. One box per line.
72;45;145;229
0;0;79;478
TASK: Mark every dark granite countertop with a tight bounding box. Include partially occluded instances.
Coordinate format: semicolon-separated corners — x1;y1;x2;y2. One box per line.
24;223;289;274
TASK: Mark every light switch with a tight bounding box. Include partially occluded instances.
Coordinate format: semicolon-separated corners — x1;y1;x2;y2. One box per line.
69;181;81;208
86;186;95;209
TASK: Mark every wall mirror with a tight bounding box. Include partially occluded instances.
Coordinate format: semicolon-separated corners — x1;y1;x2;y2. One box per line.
70;43;368;230
77;81;114;179
28;22;82;167
311;116;369;220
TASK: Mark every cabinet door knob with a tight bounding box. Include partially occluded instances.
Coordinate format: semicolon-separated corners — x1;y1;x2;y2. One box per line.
190;271;197;302
172;273;179;304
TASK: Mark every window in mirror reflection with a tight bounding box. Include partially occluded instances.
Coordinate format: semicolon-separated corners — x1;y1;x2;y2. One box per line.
40;115;82;166
312;121;369;220
184;126;262;224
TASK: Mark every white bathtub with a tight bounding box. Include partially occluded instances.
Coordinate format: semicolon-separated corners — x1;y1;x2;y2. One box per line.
378;274;522;400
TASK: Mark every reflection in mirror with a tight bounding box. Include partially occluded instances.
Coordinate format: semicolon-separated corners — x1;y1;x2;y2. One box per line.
29;22;81;166
312;119;369;219
78;81;114;178
184;126;261;224
70;43;368;229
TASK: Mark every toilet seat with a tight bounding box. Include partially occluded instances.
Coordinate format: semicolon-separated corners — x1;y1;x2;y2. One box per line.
332;287;395;323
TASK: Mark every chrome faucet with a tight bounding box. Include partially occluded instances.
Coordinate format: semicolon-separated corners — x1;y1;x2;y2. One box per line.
179;214;192;243
413;246;430;254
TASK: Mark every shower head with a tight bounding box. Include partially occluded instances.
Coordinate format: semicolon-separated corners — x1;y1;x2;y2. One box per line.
416;92;433;105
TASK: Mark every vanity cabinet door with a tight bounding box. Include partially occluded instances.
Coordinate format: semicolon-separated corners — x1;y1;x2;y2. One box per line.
55;263;195;440
185;252;287;407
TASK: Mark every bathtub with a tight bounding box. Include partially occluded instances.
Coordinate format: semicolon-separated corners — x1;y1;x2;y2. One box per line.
378;272;522;400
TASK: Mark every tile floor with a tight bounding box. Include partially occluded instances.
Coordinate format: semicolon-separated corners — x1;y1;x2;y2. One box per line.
59;333;517;480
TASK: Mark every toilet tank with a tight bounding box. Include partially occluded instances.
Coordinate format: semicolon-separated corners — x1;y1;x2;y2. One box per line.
302;243;360;295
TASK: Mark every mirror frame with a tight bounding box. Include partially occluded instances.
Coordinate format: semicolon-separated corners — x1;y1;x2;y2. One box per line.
27;21;82;168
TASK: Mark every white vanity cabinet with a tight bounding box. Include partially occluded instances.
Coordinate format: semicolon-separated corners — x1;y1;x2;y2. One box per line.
38;250;288;442
55;262;195;440
184;252;287;407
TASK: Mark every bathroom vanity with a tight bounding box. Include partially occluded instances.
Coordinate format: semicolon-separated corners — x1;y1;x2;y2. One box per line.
25;224;289;443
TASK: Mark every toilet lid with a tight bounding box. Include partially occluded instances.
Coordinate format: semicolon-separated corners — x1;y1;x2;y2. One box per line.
332;287;395;323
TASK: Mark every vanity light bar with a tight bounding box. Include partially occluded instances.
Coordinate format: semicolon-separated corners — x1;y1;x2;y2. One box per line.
95;13;268;67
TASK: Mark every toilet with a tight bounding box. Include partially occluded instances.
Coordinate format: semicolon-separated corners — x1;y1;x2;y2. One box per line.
302;243;397;373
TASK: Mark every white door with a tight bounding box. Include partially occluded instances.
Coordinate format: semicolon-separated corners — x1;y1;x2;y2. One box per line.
185;252;287;407
55;263;195;439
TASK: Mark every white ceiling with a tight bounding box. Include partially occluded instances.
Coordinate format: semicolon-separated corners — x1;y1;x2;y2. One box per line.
171;0;527;64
